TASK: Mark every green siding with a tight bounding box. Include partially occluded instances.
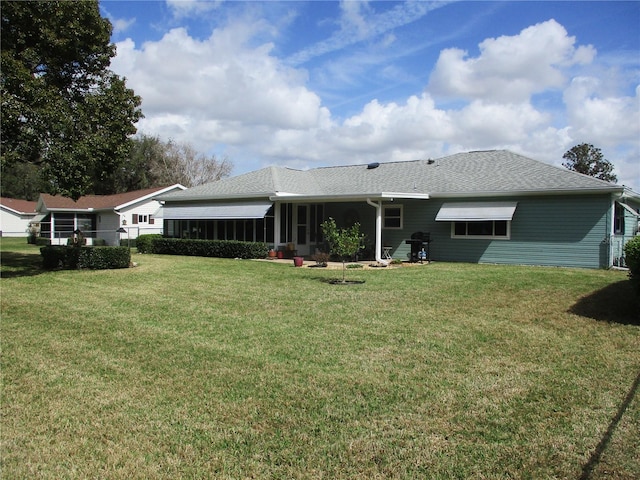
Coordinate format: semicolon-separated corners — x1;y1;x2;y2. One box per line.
385;195;612;268
622;200;640;237
315;194;614;268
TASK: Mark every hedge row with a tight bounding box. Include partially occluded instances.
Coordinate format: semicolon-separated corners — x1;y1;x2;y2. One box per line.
151;238;268;259
41;246;131;270
136;234;162;253
624;236;640;292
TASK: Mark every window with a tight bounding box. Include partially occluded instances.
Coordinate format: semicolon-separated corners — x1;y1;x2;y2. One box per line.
614;203;625;234
383;205;403;229
452;220;510;239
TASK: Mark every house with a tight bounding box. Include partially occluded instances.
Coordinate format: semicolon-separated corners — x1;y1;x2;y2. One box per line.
34;185;186;245
156;150;640;269
0;197;37;237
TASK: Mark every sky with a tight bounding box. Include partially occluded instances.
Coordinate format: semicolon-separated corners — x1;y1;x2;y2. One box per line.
101;0;640;192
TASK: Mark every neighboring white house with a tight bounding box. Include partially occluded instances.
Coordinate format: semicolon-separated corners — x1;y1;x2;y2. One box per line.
34;185;186;245
0;197;37;237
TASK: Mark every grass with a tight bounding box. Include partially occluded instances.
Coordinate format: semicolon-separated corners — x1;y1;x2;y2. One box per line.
1;237;639;479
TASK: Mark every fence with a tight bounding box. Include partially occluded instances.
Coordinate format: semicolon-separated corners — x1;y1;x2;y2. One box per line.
37;226;164;246
610;235;636;268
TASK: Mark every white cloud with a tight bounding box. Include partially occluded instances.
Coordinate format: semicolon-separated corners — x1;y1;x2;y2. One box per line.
564;77;640;143
166;0;222;19
428;19;597;102
112;21;325;154
111;15;638;191
100;4;135;35
111;16;136;35
286;0;449;66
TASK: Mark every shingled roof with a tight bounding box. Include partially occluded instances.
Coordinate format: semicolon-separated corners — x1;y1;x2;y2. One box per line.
159;150;623;202
0;197;37;214
37;186;184;212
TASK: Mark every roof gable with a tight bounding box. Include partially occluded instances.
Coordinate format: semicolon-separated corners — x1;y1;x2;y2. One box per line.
37;185;185;212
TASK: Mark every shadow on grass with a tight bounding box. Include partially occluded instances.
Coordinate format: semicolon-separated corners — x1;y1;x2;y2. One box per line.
569;279;640;325
579;370;640;480
0;251;44;278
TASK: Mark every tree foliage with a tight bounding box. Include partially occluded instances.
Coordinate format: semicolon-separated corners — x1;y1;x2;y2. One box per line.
562;144;617;183
1;0;142;200
0;162;47;200
109;135;233;190
149;139;233;188
321;217;365;282
624;236;640;293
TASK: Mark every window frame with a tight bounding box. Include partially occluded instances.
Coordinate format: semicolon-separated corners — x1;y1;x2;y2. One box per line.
382;204;403;230
451;220;511;240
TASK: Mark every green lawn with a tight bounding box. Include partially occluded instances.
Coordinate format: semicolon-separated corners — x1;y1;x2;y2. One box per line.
1;237;638;479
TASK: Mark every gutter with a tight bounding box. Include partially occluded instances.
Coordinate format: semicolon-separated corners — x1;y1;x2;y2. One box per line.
270;192;430;202
428;186;625;199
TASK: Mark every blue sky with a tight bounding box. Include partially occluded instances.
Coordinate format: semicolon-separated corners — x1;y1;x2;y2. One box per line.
101;1;639;191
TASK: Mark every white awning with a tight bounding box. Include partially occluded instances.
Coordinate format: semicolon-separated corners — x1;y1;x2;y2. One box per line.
618;202;640;217
30;213;47;224
163;201;273;220
436;201;518;221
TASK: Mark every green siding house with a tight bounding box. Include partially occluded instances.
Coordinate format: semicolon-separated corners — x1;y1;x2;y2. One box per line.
157;150;640;269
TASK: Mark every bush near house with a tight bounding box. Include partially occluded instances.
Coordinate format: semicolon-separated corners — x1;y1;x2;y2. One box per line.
40;246;130;270
135;234;162;253
152;237;268;259
624;236;640;292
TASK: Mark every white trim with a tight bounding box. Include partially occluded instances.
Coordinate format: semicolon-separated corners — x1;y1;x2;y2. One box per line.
119;184;186;209
270;192;430;202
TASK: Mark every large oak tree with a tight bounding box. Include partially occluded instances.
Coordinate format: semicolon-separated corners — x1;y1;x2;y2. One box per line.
1;0;142;200
562;143;617;183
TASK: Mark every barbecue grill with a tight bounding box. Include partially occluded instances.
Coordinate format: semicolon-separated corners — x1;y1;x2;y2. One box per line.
405;231;430;263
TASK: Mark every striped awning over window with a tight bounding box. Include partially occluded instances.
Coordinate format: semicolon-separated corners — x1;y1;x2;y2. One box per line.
163;201;273;220
435;201;518;221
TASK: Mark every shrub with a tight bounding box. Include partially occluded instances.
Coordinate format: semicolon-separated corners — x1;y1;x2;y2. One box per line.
311;251;330;267
151;238;268;259
624;236;640;292
40;246;67;269
120;238;136;248
41;246;130;270
136;234;162;253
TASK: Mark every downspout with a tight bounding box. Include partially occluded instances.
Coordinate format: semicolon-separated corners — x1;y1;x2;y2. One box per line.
367;198;387;265
273;201;281;249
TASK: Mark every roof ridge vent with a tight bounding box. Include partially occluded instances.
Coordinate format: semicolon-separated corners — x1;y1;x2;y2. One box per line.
367;162;380;169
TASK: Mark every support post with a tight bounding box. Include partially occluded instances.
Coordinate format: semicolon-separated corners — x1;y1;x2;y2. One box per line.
367;198;387;265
